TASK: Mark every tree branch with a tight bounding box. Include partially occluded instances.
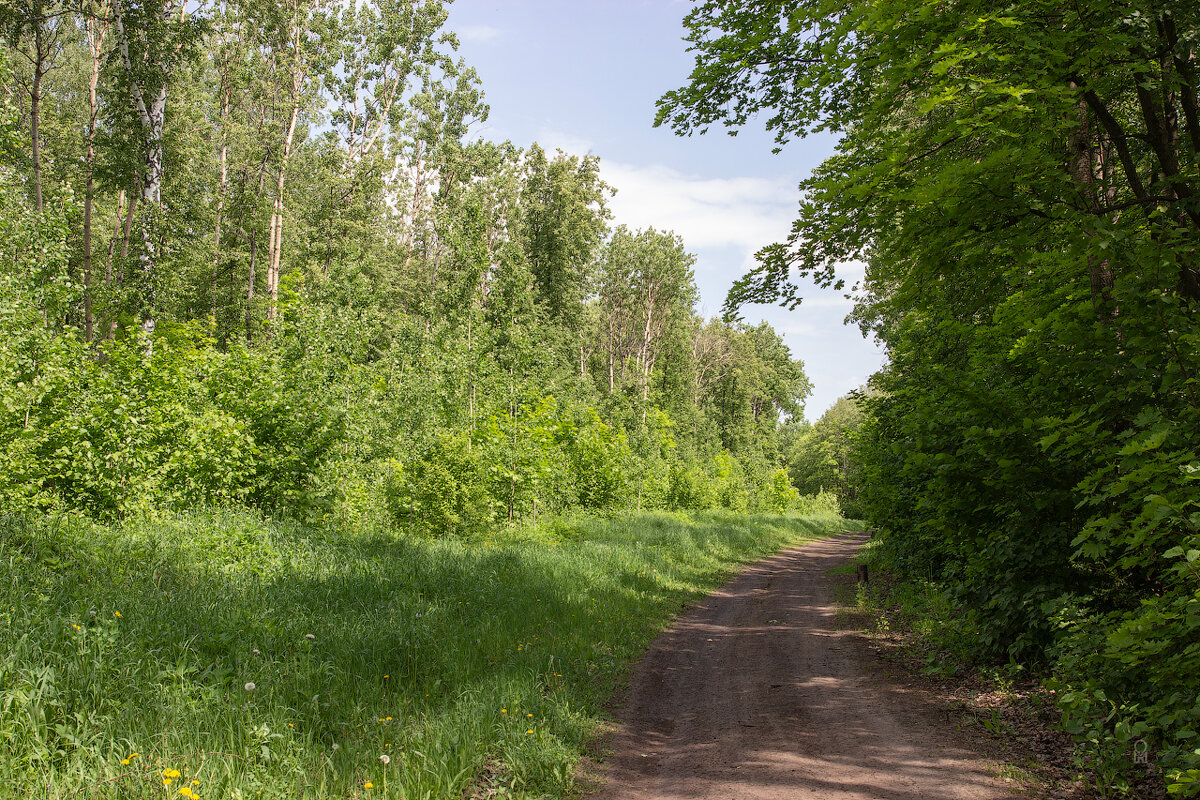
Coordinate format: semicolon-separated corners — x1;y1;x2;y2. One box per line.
1080;88;1150;205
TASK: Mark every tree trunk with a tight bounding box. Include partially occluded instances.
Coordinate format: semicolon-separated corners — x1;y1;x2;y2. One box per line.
30;26;44;214
83;14;107;342
247;227;257;342
268;101;298;325
1067;96;1115;312
213;84;229;321
113;0;172;321
267;14;304;326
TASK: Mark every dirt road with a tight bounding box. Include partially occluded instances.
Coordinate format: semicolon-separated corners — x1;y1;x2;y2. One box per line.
591;532;1016;800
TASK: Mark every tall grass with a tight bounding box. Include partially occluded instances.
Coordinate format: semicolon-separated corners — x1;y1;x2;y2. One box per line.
0;509;847;799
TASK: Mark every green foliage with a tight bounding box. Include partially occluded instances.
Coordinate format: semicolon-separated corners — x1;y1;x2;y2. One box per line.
560;406;632;510
666;463;716;511
711;450;749;512
786;393;864;513
763;468;798;514
793;490;841;519
388;432;493;538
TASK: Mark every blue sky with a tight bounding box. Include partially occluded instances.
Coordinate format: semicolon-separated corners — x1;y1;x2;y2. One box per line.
446;0;886;421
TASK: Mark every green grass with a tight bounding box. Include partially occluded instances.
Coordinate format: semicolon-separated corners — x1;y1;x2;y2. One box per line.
0;509;847;799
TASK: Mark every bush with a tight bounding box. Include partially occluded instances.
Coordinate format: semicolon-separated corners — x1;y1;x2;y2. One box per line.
388;432;494;536
712;451;749;511
763;468;800;513
667;463;716;510
794;490;841;518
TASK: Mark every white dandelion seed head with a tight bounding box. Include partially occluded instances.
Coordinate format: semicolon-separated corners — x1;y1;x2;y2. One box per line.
244;682;256;692
379;754;390;765
305;633;315;640
252;649;260;655
331;743;339;751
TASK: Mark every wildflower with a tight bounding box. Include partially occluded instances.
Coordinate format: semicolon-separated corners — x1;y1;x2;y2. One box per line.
364;781;374;789
179;788;196;798
527;714;533;718
526;729;533;735
305;633;315;640
331;744;339;751
163;778;173;787
72;624;81;631
501;708;507;713
121;759;130;766
383;674;389;679
244;682;256;692
379;754;390;765
114;611;122;618
252;649;260;655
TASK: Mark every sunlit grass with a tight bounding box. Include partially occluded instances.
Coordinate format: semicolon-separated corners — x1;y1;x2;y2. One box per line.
0;509;846;798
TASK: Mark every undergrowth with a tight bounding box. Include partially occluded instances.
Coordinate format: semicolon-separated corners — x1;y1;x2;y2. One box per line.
844;539;1175;799
0;508;846;799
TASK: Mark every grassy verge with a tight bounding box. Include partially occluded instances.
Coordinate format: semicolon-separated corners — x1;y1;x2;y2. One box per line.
0;509;847;799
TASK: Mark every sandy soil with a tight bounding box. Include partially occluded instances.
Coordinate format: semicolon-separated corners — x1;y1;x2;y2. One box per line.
589;532;1018;800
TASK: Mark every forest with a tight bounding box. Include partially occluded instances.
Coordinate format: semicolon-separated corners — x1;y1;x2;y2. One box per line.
0;1;857;797
659;0;1200;793
5;0;1198;796
0;0;834;526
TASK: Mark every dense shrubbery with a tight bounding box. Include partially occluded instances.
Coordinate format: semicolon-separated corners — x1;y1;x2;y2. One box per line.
0;12;823;532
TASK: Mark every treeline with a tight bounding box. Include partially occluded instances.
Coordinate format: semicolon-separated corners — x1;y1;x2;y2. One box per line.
0;0;819;527
662;0;1200;792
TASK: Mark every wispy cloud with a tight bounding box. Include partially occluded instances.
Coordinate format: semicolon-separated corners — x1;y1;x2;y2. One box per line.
535;128;595;158
602;161;797;253
459;25;503;43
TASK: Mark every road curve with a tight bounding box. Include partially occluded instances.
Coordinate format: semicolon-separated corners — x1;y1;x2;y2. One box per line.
590;531;1016;800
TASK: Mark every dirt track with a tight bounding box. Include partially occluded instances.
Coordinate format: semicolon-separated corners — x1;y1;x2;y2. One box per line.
592;532;1016;800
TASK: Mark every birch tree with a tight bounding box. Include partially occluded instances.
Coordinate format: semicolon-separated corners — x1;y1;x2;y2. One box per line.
109;0;203;320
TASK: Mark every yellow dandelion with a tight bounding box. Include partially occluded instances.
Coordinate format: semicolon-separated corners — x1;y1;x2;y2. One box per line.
163;778;173;787
526;729;533;735
364;781;374;789
121;759;130;766
178;788;195;798
501;708;507;713
527;714;533;718
114;611;122;618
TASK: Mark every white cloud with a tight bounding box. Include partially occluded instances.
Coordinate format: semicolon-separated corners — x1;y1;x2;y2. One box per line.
459;25;502;43
535;128;595;158
601;161;797;253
